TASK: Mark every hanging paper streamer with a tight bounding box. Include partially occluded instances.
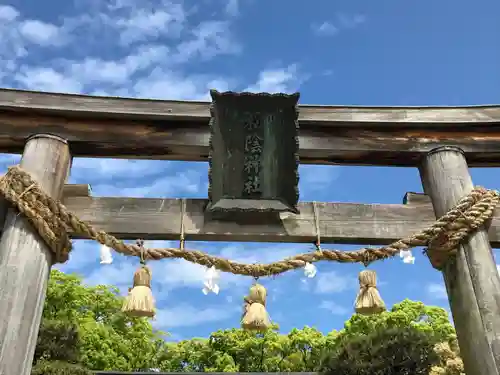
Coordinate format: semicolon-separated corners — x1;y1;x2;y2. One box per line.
100;244;113;265
303;262;317;278
241;283;271;331
354;270;386;315
202;266;220;295
400;250;415;264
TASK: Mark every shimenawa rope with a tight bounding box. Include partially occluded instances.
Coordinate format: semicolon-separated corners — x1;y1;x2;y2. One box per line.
0;165;498;274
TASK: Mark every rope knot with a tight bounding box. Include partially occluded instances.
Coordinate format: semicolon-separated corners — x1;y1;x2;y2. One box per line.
0;166;72;263
361;249;377;267
424;187;499;269
426;233;459;269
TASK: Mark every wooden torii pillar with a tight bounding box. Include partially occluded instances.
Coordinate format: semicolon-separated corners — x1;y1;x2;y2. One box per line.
420;146;500;375
0;134;71;375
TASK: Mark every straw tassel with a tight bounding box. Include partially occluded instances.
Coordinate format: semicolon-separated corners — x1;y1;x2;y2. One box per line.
122;240;155;318
241;282;271;331
354;270;386;315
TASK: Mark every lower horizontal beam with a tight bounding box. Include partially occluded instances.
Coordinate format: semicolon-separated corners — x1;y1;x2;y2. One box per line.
23;194;498;246
2;185;497;245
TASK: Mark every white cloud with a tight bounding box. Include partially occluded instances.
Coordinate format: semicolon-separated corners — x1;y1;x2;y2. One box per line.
312;22;339;37
1;1;245;99
70;158;174;183
66;0;186;47
337;13;366;29
83;256;138;293
0;5;19;21
319;300;349;315
15;67;84;93
66;44;170;85
154;260;208;290
225;0;239;17
18;19;65;46
427;283;448;300
115;5;185;45
174;21;241;63
129;68;230;101
299;165;340;197
312;13;366;37
155;303;238;328
69;158;209;198
90;169;204;197
55;241;102;273
0;0;303;101
0;8;27;70
245;64;303;93
0;6;67;81
315;271;357;294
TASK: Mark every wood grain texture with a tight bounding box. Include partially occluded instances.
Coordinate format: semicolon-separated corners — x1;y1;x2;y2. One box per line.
402;192;432;205
1;89;500;166
62;183;91;197
1;88;499;124
0;134;72;375
0;194;493;246
419;147;500;375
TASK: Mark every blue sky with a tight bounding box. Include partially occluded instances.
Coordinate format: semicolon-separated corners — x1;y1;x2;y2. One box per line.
0;0;500;341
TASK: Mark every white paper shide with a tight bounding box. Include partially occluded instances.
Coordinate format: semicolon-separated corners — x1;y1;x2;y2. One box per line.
202;266;220;295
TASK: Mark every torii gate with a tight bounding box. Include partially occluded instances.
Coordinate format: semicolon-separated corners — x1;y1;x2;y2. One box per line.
0;88;499;375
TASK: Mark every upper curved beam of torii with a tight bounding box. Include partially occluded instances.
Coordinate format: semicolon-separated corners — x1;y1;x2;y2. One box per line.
0;88;499;166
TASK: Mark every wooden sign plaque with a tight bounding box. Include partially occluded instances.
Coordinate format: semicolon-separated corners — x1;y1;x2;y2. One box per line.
207;89;300;214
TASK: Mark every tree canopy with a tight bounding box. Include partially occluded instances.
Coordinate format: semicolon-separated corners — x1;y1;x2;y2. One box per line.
33;270;461;373
34;270;165;372
323;325;440;375
158;300;457;372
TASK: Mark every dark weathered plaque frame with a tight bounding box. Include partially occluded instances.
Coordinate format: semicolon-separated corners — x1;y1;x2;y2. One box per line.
207;89;300;215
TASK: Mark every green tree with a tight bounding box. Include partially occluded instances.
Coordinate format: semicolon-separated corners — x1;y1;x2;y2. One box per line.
32;318;91;374
154;299;456;373
37;271;457;374
340;299;456;345
38;270;166;371
156;325;335;372
34;319;80;364
32;361;93;375
321;325;440;375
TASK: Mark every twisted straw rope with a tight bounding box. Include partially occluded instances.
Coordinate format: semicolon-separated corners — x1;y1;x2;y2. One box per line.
0;165;498;274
